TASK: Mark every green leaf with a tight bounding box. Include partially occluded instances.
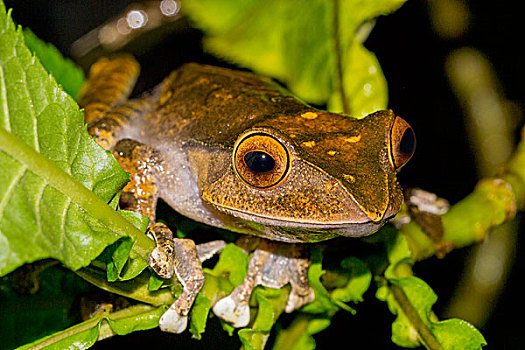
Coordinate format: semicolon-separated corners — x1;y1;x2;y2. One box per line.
184;0;405;115
147;271;166;291
101;238;134;281
18;304;167;350
0;2;153;276
327;39;388;116
23;28;85;99
330;256;371;307
75;266;175;306
239;292;274;350
381;277;486;349
303;252;371;315
384;227;414;279
189;294;212;340
204;243;249;288
99;210;150;281
239;287;289;350
301;247;337;315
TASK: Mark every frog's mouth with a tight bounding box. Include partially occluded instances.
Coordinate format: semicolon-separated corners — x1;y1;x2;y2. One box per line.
213;205;396;243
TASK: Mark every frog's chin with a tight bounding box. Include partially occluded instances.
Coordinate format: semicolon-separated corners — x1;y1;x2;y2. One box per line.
214;205;393;243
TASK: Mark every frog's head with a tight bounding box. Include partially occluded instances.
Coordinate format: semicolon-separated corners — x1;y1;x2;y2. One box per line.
199;109;415;242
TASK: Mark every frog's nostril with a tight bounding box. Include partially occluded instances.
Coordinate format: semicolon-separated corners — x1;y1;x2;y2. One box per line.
361;208;385;223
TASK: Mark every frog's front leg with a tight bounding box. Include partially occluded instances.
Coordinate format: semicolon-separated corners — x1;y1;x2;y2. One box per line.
80;56;222;333
213;238;314;328
148;222;202;333
112;139;225;333
148;222;226;333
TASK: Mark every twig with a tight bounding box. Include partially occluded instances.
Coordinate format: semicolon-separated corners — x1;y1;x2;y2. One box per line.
400;122;525;261
389;283;443;350
333;0;350;114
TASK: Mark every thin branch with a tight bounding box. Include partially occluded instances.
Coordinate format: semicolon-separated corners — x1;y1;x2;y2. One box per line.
389;283;443;350
400;120;525;261
333;0;350;114
443;47;517;325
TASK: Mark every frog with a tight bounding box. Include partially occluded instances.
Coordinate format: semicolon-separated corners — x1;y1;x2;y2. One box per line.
78;55;415;333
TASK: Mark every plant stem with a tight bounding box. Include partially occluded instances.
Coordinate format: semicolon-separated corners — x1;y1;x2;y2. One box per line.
390;283;443;350
333;0;350;114
18;304;164;349
20;316;101;350
76;266;175;306
401;121;525;261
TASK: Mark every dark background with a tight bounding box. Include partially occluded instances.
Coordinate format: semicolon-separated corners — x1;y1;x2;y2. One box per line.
4;0;524;348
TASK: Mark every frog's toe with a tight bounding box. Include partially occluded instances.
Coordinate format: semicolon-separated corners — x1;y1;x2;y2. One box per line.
159;307;188;333
286;286;315;313
148;247;174;279
213;295;250;328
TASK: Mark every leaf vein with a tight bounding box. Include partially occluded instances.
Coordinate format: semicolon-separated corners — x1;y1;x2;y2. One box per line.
0;65;10;131
33;182;52;248
57;196;72;254
0;162;26;219
12;33;40;152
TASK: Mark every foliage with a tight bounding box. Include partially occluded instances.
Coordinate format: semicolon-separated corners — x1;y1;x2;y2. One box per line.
0;3;143;277
378;277;487;349
0;0;504;349
22;28;85;99
183;0;403;116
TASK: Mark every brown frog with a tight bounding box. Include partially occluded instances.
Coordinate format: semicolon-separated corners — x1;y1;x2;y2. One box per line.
79;55;415;333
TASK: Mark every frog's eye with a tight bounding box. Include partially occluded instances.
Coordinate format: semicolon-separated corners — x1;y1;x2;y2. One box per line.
233;132;290;189
390;116;416;170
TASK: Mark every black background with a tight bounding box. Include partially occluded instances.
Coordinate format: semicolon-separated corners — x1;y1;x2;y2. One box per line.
4;0;524;348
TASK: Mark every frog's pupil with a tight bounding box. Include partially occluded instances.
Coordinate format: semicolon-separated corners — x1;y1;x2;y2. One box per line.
244;151;275;173
400;128;415;155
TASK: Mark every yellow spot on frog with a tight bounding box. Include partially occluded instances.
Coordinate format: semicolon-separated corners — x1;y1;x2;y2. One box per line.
302;141;316;148
325;180;338;192
344;134;362;143
301;112;318;120
343;174;355;183
327;150;338;156
158;90;173;105
214;93;233;100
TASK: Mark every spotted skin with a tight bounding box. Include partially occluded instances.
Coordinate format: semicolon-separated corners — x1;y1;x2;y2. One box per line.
79;55;414;332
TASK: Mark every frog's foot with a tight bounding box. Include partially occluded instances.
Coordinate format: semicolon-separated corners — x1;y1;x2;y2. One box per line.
147;223;175;278
148;223;227;333
286;248;315;312
213;239;314;328
161;237;205;334
212;290;251;328
159;304;188;333
160;240;226;333
402;188;452;258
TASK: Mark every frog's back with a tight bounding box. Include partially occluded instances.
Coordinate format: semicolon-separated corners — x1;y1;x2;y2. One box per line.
139;63;308;149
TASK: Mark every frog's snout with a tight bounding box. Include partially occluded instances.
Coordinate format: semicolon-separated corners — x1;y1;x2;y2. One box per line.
366;209;387;223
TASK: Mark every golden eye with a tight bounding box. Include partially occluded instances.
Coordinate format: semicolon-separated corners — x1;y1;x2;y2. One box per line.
390;116;416;170
233;131;290;189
